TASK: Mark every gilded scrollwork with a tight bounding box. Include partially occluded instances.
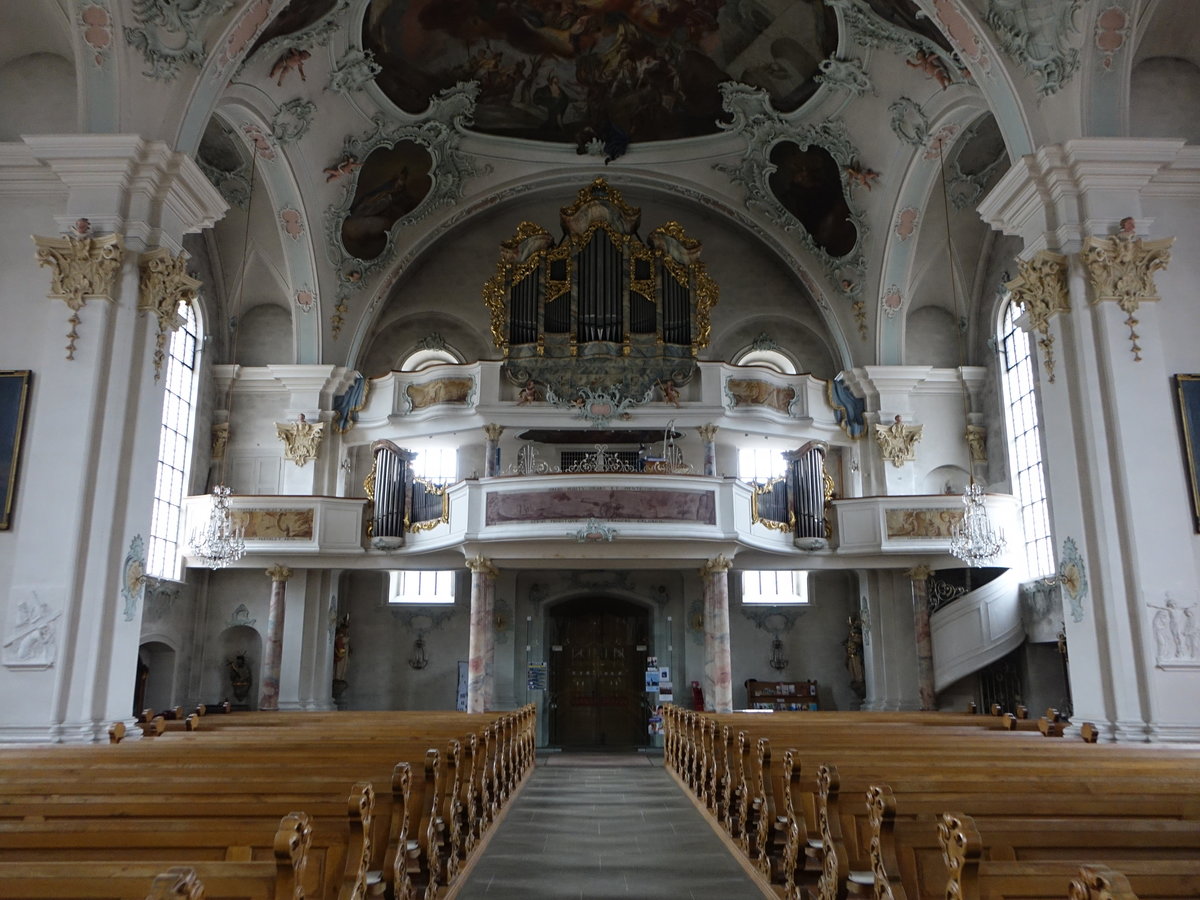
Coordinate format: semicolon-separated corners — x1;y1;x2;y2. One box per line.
276;414;325;467
874;415;922;468
1081;224;1174;362
34;231;125;360
137;247;200;380
1006;250;1069;382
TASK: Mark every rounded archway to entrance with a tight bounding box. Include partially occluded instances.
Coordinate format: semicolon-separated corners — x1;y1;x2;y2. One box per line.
548;596;650;749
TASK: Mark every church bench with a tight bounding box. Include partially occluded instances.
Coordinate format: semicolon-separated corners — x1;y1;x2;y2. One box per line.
0;811;309;900
937;812;1200;900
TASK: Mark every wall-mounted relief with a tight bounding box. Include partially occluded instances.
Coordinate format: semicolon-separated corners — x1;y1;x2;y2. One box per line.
404;376;475;412
324;85;483;326
885;507;961;538
143;578;180;625
121;534;147;623
1058;536;1088;624
229;509;315;539
984;0;1082;96
3;587;62;669
1149;594;1199;668
725;377;797;416
123;0;230;80
715;83;869;309
228;603;256;628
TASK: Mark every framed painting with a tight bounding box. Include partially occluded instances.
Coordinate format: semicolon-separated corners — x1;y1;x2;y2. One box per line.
0;372;30;532
0;371;30;530
1175;374;1200;532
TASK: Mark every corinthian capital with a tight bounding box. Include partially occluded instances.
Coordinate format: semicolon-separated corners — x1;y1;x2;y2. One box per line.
138;247;200;381
33;231;125;360
276;414;326;467
1082;229;1174;361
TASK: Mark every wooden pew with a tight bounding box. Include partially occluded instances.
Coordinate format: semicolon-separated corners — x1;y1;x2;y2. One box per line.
938;812;1200;899
0;811;310;899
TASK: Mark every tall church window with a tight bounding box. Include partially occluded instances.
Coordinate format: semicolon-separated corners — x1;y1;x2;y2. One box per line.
147;302;201;580
999;301;1054;578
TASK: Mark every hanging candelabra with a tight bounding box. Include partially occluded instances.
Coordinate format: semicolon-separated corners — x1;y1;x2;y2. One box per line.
768;636;788;671
949;483;1005;567
408;635;429;670
189;484;245;569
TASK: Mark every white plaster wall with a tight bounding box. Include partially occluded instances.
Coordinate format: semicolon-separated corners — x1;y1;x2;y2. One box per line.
0;54;77;141
1131;59;1200;144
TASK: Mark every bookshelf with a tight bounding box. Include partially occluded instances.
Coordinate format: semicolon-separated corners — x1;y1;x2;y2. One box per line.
744;679;819;711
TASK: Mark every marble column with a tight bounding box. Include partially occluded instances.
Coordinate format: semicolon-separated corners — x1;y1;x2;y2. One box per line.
702;555;734;713
483;572;497;711
483;424;503;477
909;564;935;711
697;423;718;476
466;556;497;713
259;565;292;711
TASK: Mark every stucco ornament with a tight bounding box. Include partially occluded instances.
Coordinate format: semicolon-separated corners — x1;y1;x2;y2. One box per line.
1005;250;1069;383
137;248;200;381
3;589;62;670
124;0;234;80
34;231;125;360
249;0;350;65
985;0;1082;96
1148;593;1200;667
276;414;325;466
271;99;317;145
888;96;930;147
328;47;382;95
826;0;963;79
573;518;618;543
715;82;869;303
874;415;922;467
324;82;484;321
1081;222;1174;362
1058;536;1088;623
815;56;873;95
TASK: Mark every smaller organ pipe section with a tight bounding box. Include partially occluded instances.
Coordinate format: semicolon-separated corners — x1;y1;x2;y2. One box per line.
371;440;415;548
786;441;828;545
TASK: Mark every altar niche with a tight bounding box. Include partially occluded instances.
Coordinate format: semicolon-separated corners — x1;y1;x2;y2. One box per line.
548;596;651;749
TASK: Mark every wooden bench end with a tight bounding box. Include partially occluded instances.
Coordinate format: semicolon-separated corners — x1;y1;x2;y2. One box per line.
145;866;205;899
107;721;126;743
1079;721;1100;743
1067;864;1138;900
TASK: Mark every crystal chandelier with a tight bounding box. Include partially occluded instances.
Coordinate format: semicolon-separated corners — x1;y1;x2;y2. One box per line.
950;482;1005;567
189;484;245;568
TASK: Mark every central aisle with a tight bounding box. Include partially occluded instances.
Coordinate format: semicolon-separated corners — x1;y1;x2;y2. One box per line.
454;753;770;899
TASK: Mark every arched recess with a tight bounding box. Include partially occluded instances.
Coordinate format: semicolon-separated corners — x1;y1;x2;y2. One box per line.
875;96;991;364
208;97;322;364
136;638;177;716
214;624;264;710
359;310;490;377
344;169;856;377
539;590;662;749
714;316;835;380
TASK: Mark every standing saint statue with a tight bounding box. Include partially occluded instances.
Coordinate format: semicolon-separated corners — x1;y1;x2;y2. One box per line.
844;616;865;697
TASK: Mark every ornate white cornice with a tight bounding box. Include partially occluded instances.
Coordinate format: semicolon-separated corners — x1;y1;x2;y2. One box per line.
276;416;326;467
1081;230;1174;361
1005;250;1069;381
874;415;922;467
138;247;200;380
33;231;125;360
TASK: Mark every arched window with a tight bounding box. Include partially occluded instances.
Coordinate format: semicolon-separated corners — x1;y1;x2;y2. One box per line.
735;348;797;374
147;302;202;580
999;301;1054;578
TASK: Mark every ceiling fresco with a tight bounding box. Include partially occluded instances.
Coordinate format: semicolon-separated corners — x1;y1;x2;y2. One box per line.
362;0;839;144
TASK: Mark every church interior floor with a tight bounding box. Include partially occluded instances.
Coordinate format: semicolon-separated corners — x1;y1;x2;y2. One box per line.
454;753;769;899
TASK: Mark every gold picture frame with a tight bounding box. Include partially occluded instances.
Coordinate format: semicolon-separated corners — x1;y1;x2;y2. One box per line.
0;370;31;530
1175;374;1200;533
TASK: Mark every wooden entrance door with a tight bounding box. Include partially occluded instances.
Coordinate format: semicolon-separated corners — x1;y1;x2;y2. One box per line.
549;597;649;748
